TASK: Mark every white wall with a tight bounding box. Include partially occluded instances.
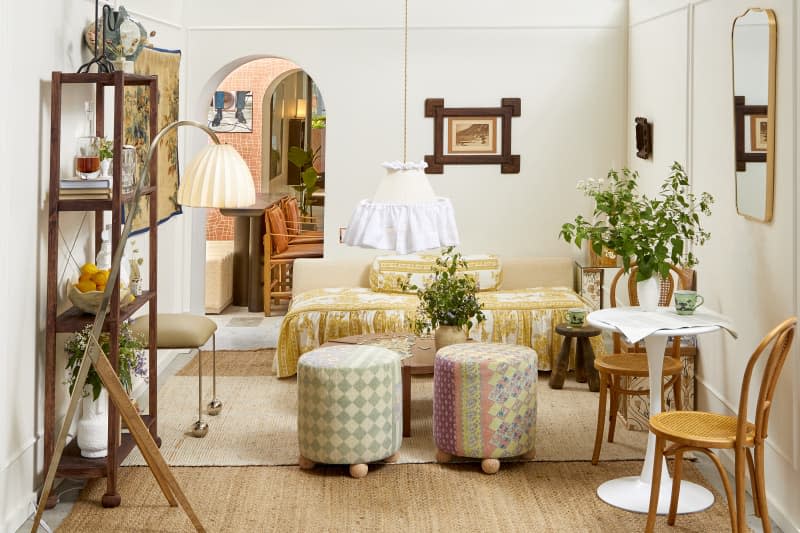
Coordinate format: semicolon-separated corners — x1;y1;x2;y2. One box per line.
628;1;799;530
181;0;629;264
0;1;189;530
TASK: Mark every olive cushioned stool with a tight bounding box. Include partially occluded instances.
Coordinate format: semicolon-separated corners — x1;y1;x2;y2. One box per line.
297;345;402;478
433;342;538;474
131;313;219;438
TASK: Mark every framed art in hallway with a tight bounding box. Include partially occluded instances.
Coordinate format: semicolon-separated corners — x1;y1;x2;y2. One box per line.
750;115;768;152
208;90;254;133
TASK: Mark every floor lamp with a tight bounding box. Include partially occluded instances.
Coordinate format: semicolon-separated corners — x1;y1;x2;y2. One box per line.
32;121;255;532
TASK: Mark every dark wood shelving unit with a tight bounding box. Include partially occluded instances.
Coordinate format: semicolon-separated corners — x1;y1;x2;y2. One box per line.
44;70;159;509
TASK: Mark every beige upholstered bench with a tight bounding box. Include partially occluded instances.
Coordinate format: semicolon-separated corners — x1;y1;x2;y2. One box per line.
131;313;219;438
205;240;234;314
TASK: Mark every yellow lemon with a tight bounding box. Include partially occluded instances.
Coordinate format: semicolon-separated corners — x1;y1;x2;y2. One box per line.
92;270;110;285
80;263;99;275
79;272;93;283
76;280;97;293
96;284;106;293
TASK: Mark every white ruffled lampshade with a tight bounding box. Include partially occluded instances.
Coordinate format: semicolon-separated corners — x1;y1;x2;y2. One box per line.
177;143;256;208
344;161;459;254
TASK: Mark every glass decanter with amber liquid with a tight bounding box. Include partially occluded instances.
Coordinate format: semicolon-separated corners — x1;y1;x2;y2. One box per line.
76;102;101;179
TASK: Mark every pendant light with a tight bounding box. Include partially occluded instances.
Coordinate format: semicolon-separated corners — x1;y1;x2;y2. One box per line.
343;0;459;255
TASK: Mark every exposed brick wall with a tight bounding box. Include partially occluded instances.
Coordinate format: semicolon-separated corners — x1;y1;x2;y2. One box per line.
206;58;298;241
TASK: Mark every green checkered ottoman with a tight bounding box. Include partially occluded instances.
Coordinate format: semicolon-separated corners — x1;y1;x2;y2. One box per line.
297;344;402;478
433;342;538;474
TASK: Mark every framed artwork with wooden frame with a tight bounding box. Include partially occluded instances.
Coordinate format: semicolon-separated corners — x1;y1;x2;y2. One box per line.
424;98;521;173
749;115;768;152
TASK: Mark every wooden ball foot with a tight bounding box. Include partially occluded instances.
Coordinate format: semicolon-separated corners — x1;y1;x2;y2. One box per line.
383;452;400;463
349;463;369;478
298;455;316;470
481;458;500;475
436;450;453;463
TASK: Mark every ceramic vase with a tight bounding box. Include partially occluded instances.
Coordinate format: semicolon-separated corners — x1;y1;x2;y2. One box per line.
77;387;109;458
637;276;660;311
99;158;112;177
434;325;467;351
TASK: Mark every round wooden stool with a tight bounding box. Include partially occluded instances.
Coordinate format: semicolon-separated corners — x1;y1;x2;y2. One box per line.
549;323;602;392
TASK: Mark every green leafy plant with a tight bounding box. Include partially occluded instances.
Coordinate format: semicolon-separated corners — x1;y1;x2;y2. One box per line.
288;146;321;214
65;323;147;401
311;115;326;129
403;247;486;335
98;138;113;161
559;162;713;281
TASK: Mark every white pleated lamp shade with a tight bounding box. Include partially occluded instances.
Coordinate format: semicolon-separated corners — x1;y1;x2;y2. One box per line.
177;143;256;208
344;162;459;255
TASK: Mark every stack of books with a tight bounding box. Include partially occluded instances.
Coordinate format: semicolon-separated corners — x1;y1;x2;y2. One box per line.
59;178;111;199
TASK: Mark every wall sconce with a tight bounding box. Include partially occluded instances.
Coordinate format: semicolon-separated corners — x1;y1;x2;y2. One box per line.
635;117;652;159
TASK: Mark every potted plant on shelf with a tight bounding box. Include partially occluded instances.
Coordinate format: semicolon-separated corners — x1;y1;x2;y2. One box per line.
403;247;486;350
559;162;714;310
64;322;147;458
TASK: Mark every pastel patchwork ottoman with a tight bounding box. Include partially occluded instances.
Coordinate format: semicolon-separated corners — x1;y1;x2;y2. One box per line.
297;344;402;478
433;342;538;474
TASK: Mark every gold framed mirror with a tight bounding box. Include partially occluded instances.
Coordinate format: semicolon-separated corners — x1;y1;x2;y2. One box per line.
732;8;776;222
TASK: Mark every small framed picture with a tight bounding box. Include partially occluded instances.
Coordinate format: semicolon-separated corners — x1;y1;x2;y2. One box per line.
208;90;253;133
424;98;521;173
750;115;768;152
447;117;498;154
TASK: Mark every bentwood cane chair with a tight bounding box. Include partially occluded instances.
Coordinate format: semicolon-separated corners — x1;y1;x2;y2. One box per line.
645;317;797;533
591;264;686;464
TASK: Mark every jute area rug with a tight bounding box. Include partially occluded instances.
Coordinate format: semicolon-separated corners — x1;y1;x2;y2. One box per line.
63;350;739;532
59;463;736;532
123;349;648;466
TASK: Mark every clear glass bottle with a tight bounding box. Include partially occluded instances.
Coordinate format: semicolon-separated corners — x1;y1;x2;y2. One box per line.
95;224;130;286
76;102;100;180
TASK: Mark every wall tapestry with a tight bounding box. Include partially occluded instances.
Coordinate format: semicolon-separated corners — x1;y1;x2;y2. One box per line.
124;46;182;233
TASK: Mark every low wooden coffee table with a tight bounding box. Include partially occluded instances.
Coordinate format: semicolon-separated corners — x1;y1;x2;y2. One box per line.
322;333;434;437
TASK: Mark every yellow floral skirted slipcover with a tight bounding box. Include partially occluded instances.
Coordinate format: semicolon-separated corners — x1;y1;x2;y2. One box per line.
276;287;604;378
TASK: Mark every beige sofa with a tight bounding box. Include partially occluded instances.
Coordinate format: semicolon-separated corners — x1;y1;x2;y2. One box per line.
275;256;601;377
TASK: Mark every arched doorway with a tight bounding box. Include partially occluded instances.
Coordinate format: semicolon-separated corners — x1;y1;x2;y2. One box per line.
201;57;326;315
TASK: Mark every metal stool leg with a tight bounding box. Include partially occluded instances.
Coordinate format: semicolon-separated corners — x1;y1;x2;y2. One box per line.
191;348;209;438
207;333;222;416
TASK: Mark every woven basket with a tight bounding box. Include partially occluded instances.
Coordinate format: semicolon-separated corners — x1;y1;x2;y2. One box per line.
69;285;133;314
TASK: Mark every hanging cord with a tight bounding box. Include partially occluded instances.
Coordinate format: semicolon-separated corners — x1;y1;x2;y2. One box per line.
402;0;408;164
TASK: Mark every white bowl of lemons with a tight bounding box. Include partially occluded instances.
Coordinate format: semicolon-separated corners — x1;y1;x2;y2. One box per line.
69;263;133;314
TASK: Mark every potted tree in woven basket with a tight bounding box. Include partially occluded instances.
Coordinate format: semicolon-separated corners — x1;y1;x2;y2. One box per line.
403;247;486;350
559;162;713;310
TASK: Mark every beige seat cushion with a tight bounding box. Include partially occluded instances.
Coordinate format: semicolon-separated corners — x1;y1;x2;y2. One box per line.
131;313;217;348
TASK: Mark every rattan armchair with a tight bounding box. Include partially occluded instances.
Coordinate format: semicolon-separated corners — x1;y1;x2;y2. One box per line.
281;195;323;244
645;317;796;533
263;203;322;315
591;264;686;464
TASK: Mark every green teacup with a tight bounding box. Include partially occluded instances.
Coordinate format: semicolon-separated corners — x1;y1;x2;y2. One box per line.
566;308;587;327
674;290;704;315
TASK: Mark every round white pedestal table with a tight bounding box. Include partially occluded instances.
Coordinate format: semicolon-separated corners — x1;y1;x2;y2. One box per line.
588;308;720;514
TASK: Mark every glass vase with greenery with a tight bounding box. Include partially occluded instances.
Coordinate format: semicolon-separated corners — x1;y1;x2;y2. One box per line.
64;322;147;401
559;162;714;282
403;247;486;336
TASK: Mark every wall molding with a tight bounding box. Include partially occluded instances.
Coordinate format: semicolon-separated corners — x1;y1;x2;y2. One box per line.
187;24;624;33
629;0;713;28
0;437;37;473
